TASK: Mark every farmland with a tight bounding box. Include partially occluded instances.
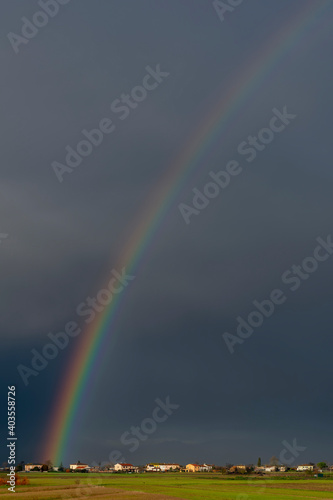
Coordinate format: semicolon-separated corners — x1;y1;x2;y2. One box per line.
1;473;333;499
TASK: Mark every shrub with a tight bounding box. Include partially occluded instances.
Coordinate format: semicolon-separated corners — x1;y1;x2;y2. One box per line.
0;474;30;486
17;476;30;485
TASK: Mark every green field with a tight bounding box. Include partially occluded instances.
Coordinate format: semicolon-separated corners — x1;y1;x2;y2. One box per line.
1;473;333;499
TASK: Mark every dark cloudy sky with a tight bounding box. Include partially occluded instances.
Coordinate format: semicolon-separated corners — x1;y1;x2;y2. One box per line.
1;0;333;467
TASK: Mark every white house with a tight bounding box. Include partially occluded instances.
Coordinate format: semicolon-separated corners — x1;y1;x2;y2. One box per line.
25;464;42;472
114;463;135;472
146;463;180;472
160;463;180;471
146;464;161;472
297;464;314;471
265;465;278;472
69;462;90;471
199;464;213;472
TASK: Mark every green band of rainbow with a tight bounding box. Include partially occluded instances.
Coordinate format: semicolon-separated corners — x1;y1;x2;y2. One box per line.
42;0;331;465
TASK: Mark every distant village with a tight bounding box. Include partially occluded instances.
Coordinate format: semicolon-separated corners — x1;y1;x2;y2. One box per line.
4;461;333;475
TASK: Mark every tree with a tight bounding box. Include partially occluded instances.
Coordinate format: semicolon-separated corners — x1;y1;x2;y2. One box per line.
45;460;53;470
269;456;279;466
58;462;64;472
16;461;25;472
257;457;261;467
317;462;327;469
41;464;49;472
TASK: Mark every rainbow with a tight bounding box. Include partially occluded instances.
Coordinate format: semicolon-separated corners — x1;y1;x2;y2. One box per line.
42;0;331;465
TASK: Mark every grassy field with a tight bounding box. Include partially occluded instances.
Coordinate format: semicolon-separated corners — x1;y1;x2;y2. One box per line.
1;473;333;500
